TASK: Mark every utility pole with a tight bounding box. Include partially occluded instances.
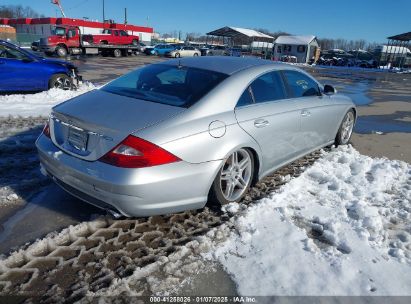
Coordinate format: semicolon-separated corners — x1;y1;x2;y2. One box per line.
124;8;127;24
103;0;105;22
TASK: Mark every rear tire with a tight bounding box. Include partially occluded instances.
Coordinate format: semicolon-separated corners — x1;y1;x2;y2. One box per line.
193;53;199;56
113;49;122;58
209;148;254;205
48;74;72;90
335;110;355;145
175;53;180;58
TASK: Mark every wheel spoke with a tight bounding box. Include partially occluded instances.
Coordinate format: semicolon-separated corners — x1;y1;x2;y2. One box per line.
239;155;250;171
237;176;247;189
225;181;234;198
221;170;230;180
231;151;238;166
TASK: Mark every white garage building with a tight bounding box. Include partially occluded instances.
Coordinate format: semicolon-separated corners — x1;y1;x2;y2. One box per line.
273;35;319;63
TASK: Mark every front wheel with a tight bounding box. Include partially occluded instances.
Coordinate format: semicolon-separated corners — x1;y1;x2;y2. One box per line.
193;53;199;56
55;46;67;57
132;39;138;46
335;110;355;145
49;74;72;90
209;148;254;205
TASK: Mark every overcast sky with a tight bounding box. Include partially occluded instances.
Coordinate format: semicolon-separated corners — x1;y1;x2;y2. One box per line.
3;0;410;43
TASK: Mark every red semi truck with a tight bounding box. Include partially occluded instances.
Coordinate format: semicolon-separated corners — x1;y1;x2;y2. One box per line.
39;25;141;57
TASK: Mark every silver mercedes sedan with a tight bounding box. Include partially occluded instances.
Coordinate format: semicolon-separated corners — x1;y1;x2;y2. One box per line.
36;57;356;217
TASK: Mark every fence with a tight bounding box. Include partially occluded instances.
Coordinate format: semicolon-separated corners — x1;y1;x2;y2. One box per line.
0;33;44;47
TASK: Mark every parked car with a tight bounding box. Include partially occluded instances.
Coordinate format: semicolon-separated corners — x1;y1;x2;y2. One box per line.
201;45;229;56
136;42;147;53
36;57;355;217
144;45;155;55
0;39;81;92
166;46;201;58
150;44;177;56
31;40;40;51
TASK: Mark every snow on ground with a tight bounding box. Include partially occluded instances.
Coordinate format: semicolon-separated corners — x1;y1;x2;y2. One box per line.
0;83;95;118
101;145;411;296
210;145;411;296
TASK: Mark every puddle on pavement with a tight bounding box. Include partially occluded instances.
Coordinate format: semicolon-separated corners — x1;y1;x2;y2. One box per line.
319;73;410;135
339;81;372;105
354;112;411;134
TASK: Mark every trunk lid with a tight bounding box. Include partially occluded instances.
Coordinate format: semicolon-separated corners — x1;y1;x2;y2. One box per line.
50;89;185;161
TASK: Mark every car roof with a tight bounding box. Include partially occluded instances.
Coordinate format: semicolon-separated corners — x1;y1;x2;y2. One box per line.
161;56;288;75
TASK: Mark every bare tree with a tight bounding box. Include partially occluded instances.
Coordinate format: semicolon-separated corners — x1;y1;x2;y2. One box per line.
0;5;44;18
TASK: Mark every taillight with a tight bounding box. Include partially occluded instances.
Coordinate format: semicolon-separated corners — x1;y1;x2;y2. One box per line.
99;135;181;168
42;122;51;138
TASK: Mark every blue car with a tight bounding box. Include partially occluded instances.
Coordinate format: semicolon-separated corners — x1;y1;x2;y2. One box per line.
150;44;177;56
0;40;81;93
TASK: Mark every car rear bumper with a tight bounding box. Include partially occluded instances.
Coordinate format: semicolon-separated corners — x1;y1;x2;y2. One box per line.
36;134;222;217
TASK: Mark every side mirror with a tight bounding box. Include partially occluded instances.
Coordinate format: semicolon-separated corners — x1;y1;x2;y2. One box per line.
324;84;336;95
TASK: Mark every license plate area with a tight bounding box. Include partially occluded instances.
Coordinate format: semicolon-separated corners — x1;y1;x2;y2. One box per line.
68;127;88;151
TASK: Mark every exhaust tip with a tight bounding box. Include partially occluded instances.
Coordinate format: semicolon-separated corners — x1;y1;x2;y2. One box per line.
106;208;123;219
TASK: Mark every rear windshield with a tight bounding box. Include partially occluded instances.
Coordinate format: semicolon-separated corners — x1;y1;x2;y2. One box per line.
101;64;228;107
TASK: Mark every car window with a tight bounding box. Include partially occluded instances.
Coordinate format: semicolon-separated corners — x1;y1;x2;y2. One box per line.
101;64;228;108
53;27;66;36
67;29;76;38
120;30;128;36
250;71;286;103
282;70;320;97
114;31;119;36
0;45;29;60
236;87;254;107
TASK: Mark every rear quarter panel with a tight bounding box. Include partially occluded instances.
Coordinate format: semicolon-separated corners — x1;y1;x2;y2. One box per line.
134;110;263;169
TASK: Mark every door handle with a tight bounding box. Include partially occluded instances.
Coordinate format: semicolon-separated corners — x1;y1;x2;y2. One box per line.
301;110;311;117
254;119;269;128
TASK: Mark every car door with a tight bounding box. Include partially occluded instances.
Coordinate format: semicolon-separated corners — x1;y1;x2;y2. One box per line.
282;70;341;151
234;70;303;176
120;30;130;44
66;28;79;48
182;46;191;56
112;30;120;44
0;44;43;91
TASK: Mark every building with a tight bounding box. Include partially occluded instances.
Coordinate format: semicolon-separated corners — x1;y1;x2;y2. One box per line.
206;26;274;57
0;17;154;45
376;32;411;68
273;35;319;63
0;24;16;41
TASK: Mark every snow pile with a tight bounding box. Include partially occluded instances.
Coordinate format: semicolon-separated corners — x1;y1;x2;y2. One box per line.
211;145;411;295
94;145;411;297
0;83;95;118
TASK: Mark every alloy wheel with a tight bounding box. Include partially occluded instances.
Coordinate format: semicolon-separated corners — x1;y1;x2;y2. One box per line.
340;111;354;144
220;149;252;201
53;77;72;90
